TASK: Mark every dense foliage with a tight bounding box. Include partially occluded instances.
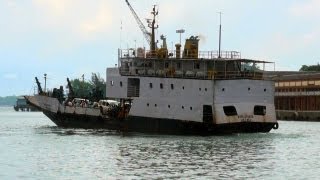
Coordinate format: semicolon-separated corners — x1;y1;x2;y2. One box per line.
68;73;106;101
299;64;320;72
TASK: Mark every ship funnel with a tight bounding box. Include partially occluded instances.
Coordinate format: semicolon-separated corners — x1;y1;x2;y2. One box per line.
183;36;199;59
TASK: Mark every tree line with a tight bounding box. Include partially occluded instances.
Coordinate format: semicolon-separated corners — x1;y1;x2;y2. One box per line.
0;96;17;106
68;73;106;101
299;64;320;72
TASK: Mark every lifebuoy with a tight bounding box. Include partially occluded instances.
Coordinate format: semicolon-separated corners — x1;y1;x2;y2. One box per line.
273;123;279;130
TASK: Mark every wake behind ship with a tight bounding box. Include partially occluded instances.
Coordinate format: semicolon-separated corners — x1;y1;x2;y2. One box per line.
25;2;278;135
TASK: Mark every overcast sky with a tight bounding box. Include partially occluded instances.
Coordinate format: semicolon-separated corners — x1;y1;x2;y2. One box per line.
1;0;319;96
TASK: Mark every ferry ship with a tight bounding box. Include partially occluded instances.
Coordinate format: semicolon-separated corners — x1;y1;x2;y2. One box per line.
25;2;278;135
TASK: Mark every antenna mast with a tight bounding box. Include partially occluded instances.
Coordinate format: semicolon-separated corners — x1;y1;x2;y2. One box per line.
218;12;222;59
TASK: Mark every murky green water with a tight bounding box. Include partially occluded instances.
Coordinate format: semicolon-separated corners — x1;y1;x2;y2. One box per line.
1;106;320;179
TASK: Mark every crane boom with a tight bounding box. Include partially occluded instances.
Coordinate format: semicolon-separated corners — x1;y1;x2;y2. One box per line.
125;0;151;45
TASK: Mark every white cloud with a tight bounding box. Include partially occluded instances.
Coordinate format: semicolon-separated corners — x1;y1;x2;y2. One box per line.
289;0;320;17
3;73;18;80
7;0;16;8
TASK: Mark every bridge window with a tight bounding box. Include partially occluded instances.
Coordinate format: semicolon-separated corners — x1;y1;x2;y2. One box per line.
223;106;237;116
254;106;266;116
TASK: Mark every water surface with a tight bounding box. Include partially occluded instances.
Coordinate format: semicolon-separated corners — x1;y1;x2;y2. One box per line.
1;107;320;179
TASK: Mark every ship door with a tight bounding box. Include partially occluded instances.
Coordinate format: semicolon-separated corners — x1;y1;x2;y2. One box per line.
203;105;213;124
127;78;140;97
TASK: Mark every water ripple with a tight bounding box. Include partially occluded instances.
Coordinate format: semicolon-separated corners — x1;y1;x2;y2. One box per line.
1;108;320;179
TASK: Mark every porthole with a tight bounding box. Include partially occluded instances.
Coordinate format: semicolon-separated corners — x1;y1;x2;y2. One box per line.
199;88;202;91
205;88;207;91
160;83;163;89
248;87;251;91
182;86;185;90
264;88;267;92
222;88;225;91
182;106;184;109
120;81;123;87
171;84;174;90
149;83;153;88
155;104;157;107
147;103;149;107
168;105;171;108
190;107;193;110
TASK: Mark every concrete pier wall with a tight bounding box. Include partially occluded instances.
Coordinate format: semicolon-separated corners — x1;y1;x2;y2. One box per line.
276;110;320;121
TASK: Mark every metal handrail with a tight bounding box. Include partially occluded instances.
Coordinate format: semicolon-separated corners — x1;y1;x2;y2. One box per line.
119;49;241;60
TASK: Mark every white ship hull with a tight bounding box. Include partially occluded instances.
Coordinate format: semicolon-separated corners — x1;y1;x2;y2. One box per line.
107;68;278;128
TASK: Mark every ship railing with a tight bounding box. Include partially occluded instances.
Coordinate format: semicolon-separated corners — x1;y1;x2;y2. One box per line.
119;68;264;80
118;49;241;60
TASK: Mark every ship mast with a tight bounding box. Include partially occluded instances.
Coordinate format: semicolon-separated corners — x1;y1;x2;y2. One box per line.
148;5;158;52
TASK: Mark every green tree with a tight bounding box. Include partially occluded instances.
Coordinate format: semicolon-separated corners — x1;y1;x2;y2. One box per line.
68;73;106;100
299;64;320;71
70;78;92;98
89;73;106;101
